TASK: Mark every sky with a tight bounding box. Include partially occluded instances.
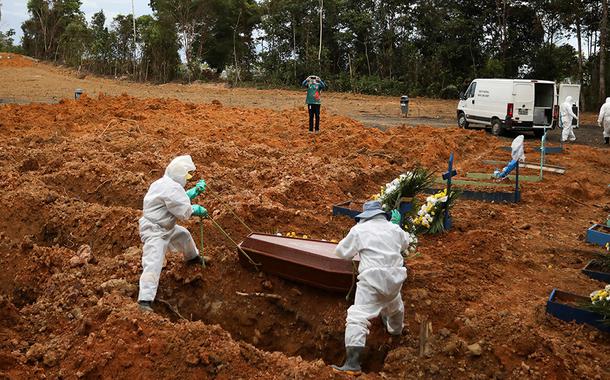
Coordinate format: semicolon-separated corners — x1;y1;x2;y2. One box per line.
0;0;153;43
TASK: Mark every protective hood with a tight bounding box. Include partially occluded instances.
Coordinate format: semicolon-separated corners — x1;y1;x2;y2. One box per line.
565;96;573;104
511;135;525;162
164;155;196;187
606;97;610;104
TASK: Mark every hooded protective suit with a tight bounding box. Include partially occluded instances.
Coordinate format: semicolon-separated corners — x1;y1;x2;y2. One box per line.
597;97;610;141
494;135;524;179
138;155;200;302
560;96;578;142
335;214;410;347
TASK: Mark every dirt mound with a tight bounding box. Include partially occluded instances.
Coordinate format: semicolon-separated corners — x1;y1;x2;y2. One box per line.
0;53;35;68
0;95;609;379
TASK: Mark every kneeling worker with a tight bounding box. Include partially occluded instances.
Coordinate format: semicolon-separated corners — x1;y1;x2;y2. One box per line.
138;155;209;312
332;201;410;374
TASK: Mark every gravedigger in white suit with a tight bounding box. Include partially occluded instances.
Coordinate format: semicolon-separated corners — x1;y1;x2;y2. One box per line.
332;201;409;374
137;155;209;312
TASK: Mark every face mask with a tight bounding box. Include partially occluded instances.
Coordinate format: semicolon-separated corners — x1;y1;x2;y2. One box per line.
186;172;193;181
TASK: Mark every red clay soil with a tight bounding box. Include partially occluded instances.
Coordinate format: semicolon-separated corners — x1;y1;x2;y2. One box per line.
0;94;609;379
0;53;34;68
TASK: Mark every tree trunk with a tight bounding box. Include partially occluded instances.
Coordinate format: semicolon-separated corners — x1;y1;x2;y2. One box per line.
364;41;371;76
469;41;477;78
576;19;586;111
292;18;297;80
233;9;242;85
318;0;323;65
600;0;608;103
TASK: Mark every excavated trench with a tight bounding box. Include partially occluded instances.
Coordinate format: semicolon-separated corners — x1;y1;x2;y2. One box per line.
156;257;399;373
0;97;452;376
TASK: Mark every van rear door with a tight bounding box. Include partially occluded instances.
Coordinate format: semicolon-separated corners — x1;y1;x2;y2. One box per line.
558;84;581;128
513;83;534;122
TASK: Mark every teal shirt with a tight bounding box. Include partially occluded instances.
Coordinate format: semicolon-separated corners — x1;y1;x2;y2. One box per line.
302;80;326;105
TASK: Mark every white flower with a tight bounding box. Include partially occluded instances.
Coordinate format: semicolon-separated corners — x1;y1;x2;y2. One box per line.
591;290;601;298
439;196;448;203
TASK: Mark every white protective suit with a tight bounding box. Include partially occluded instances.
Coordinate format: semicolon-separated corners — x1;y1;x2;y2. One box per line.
335;215;410;347
511;135;525;162
560;96;578;142
138;155;199;302
597;97;610;139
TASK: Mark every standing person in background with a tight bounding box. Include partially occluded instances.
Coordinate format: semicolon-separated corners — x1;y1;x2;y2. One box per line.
560;96;578;142
597;97;610;145
302;75;326;133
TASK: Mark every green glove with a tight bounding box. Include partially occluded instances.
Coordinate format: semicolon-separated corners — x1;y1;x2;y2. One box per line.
390;209;401;225
191;205;208;218
195;179;206;193
186;179;207;199
186;187;198;199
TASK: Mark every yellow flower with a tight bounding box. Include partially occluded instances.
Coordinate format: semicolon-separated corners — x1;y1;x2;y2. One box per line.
592;290;609;302
302;234;309;239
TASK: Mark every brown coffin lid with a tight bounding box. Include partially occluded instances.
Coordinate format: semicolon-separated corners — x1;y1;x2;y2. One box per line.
238;233;359;292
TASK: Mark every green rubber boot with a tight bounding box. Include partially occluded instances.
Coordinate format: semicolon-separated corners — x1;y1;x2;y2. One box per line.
331;346;363;374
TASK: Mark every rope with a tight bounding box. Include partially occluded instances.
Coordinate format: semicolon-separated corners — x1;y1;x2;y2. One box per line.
206;187;253;234
209;217;261;268
345;260;358;301
199;217;206;268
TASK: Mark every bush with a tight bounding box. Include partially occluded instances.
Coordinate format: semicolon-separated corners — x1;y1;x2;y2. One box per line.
439;85;459;99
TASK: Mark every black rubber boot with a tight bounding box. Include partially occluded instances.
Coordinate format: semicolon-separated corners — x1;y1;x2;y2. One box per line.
605;137;609;145
186;255;204;266
331;346;363;374
138;300;153;312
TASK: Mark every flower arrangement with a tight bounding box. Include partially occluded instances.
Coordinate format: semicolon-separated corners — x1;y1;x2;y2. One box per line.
402;221;419;258
277;231;338;243
372;167;435;212
413;188;460;234
280;231;309;239
584;284;610;325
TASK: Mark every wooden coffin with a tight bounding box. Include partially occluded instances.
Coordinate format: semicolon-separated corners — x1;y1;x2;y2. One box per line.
238;233;358;293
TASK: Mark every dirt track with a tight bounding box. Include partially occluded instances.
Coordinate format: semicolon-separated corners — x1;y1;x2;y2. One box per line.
1;55;610;379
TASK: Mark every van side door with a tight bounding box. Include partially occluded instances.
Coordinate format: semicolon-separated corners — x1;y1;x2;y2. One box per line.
513;83;534;122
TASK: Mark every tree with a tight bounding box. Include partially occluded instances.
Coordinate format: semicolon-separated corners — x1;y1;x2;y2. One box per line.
22;0;83;60
0;29;21;52
600;0;608;102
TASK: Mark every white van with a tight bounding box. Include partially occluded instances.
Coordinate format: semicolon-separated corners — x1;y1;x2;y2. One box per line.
457;79;558;137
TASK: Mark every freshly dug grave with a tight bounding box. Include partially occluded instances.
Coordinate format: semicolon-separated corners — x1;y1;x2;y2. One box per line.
0;94;608;379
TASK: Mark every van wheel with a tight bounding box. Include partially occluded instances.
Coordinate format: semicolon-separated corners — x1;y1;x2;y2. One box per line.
491;119;504;136
457;112;469;129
